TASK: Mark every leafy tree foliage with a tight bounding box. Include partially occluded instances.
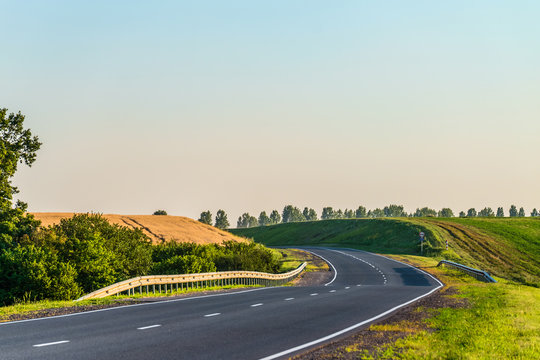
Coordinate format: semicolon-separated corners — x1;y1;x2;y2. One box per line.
153;210;168;215
344;209;354;219
467;208;477;217
509;205;518;217
383;204;406;217
214;209;230;229
355;206;367;218
413;207;437;217
496;207;505;217
531;208;539;217
321;207;335;220
237;213;258;228
282;205;304;223
368;208;385;218
478;207;495;217
438;208;454;217
459;211;466;218
335;209;344;219
518;207;525;217
269;210;281;225
198;210;212;225
304;208;318;221
258;211;271;226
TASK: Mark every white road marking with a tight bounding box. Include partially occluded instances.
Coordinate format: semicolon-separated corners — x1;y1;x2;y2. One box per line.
345;286;350;289
310;293;318;296
250;303;263;307
33;340;69;347
284;298;295;301
356;284;361;286
204;313;221;317
258;250;444;360
329;290;336;293
137;324;161;330
300;249;338;286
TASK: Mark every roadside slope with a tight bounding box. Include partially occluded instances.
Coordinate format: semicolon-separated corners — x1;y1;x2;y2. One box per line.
231;218;540;286
32;213;247;245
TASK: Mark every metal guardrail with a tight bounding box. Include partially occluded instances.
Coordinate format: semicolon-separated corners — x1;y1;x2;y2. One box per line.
437;260;497;283
77;262;307;301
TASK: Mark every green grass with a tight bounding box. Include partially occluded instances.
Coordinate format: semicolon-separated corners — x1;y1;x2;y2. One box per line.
231;218;540;287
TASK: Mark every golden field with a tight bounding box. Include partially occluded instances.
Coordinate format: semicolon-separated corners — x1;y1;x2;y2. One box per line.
31;213;246;245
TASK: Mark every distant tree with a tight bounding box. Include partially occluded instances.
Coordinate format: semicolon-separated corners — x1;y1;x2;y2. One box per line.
369;208;385;218
509;205;518;217
496;207;504;217
355;206;367;218
344;209;354;219
303;207;318;221
214;209;230;229
466;208;477;217
282;205;304;223
237;213;253;228
258;211;271;226
478;207;494;217
334;209;343;219
321;207;335;220
269;210;281;224
198;210;212;225
438;208;454;217
531;208;539;217
518;207;525;217
459;211;466;218
384;204;406;217
248;215;258;227
414;207;437;217
153;210;168;215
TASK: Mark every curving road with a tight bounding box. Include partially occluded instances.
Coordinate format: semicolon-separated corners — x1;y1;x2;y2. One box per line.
0;248;442;360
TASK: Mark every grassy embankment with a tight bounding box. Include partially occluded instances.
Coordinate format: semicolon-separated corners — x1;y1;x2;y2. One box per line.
232;218;540;358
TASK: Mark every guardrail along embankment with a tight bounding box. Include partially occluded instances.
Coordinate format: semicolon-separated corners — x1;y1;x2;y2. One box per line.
77;262;307;301
437;260;497;283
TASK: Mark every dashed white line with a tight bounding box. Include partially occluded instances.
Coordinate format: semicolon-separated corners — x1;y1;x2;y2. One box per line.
329;290;336;293
284;298;295;301
137;324;161;330
345;286;350;289
251;303;263;307
310;293;318;296
33;340;69;347
204;313;221;317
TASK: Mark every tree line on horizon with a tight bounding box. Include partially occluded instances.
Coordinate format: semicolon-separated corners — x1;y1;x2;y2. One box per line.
196;204;540;229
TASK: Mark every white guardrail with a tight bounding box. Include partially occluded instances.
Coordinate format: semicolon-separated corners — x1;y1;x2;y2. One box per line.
77;262;307;301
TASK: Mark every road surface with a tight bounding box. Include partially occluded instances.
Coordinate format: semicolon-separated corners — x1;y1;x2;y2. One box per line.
0;248;442;360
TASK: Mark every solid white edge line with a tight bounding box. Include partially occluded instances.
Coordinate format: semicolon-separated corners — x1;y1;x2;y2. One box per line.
204;313;221;317
2;287;272;326
251;303;263;307
300;249;338;286
258;248;444;360
137;324;161;330
33;340;70;347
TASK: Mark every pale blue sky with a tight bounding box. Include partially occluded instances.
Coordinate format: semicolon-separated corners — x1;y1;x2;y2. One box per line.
3;1;539;220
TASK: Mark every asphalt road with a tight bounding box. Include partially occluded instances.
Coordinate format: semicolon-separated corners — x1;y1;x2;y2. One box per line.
0;248;442;360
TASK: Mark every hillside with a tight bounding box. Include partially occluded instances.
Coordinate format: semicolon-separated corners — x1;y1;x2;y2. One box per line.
231;218;540;287
32;213;246;245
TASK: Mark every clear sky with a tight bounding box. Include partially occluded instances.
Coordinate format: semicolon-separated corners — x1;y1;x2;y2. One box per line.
3;1;539;221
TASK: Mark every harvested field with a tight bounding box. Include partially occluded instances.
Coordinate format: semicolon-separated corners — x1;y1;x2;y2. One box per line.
31;213;247;245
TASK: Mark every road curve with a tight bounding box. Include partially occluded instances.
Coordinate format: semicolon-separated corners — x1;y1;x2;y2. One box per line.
0;248;442;360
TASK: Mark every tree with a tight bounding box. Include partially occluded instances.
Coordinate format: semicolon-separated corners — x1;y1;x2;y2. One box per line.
198;211;212;225
248;215;258;228
0;108;42;245
509;205;518;217
459;211;466;218
321;207;334;220
303;208;318;221
369;208;385;218
531;208;539;217
414;207;437;217
518;207;525;217
383;204;406;217
344;209;354;219
258;211;271;226
269;210;281;225
335;209;344;219
282;205;304;223
438;208;454;217
478;207;494;217
153;210;167;215
237;213;251;228
355;206;367;218
214;209;229;229
496;207;504;217
466;208;477;217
